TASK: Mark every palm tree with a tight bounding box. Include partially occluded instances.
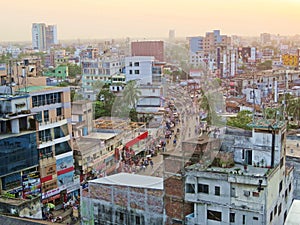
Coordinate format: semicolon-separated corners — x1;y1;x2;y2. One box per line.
122;80;141;108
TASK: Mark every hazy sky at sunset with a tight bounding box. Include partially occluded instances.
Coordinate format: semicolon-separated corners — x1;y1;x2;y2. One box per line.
1;0;300;42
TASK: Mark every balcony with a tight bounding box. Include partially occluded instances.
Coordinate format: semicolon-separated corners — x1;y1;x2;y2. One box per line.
38;134;70;149
39;116;67;130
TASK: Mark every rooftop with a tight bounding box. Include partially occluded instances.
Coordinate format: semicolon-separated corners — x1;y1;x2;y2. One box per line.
89;173;163;190
248;119;286;130
18;85;68;93
187;163;269;178
86;132;118;140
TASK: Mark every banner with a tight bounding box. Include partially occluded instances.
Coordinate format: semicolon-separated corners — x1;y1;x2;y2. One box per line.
282;54;298;67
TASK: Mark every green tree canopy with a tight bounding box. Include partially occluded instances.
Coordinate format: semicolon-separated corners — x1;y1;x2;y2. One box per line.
227;110;253;130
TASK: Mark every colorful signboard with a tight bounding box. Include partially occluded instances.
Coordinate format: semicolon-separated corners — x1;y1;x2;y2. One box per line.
282;54;298;67
22;171;41;198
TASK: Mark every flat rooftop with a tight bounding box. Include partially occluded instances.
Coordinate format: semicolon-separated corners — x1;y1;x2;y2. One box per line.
248;119;286;129
89;173;163;190
187;163;269;178
86;132;117;140
18;86;68;93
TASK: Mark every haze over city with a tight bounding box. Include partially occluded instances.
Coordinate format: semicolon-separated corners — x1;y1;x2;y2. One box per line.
2;0;300;42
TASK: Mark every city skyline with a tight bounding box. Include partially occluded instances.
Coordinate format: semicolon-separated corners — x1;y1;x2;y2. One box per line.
1;0;300;42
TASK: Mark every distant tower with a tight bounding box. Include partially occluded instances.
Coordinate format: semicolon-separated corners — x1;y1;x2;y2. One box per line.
46;25;58;49
32;23;46;51
169;29;175;42
32;23;58;51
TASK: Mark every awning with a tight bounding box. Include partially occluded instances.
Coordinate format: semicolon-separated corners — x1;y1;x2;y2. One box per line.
125;131;148;148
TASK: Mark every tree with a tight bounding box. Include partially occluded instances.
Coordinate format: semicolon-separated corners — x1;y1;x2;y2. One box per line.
95;85;116;117
67;63;82;78
257;60;272;71
122;80;141;108
227;110;253;130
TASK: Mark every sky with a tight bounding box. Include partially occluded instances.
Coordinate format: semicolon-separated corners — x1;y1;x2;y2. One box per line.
1;0;300;42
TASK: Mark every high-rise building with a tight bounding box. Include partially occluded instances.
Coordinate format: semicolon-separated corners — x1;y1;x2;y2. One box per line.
32;23;58;51
46;25;58;49
131;41;164;62
169;29;175;42
32;23;46;51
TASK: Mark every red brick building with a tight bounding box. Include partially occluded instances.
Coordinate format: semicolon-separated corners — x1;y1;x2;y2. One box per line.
131;41;164;62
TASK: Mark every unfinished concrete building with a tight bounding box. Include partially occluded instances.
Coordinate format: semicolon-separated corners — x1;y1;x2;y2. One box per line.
81;173;165;225
184;120;294;225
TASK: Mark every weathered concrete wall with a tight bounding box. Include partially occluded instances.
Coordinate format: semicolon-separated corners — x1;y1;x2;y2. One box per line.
85;183;164;225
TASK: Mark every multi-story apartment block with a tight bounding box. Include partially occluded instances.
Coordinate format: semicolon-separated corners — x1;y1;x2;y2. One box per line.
81;57;123;100
189;30;233;77
32;23;46;51
184;120;293;225
125;56;155;85
131;40;164;62
20;85;79;207
0;92;39;198
71;100;93;138
45;25;58;49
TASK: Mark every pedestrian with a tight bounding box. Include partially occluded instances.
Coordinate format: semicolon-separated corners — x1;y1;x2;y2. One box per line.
173;139;177;146
150;160;154;169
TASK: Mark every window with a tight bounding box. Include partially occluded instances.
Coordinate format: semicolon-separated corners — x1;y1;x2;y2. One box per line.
274;205;277;215
207;210;221;221
289;183;292;192
44;110;49;122
198;184;209;194
242;149;245;160
230;213;235;223
253;192;259;197
129;62;132;66
253;217;259;221
134;70;140;74
270;212;273;222
242;215;246;224
135;216;140;225
56;107;62;117
186;183;195;193
231;187;236;197
279;181;283;193
215;186;220;196
280;157;284;168
134;62;139;66
129;70;132;74
278;203;282;215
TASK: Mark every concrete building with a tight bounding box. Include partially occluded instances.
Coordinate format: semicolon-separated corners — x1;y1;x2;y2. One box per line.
45;25;58;49
131;40;164;62
0;92;39;198
125;56;155;85
32;23;58;51
20;86;79;208
32;23;46;51
81;173;165;225
184;120;293;225
43;65;69;80
71;100;93;138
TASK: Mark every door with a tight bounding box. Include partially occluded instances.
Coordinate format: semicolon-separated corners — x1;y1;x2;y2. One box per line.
246;150;252;165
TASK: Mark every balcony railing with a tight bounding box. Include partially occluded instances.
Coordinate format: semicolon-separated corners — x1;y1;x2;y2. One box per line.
39;115;65;126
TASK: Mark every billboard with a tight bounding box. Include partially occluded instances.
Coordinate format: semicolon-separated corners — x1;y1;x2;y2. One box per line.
22;171;41;198
282;54;298;67
56;152;74;172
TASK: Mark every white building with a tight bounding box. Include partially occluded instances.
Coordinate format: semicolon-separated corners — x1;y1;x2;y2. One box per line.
125;56;155;85
185;120;293;225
